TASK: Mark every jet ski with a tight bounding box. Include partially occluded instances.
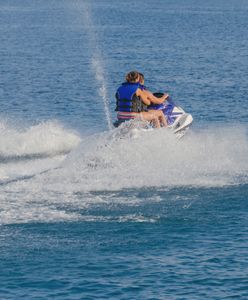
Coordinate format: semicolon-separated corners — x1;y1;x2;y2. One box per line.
113;93;193;137
149;93;193;135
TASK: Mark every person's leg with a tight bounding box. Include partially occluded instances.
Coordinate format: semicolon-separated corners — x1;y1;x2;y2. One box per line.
149;110;167;127
158;111;167;127
140;112;160;128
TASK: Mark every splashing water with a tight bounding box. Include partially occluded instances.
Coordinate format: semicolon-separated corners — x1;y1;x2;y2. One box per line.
2;124;248;190
59;125;248;190
80;2;112;130
0;120;81;160
0;120;81;185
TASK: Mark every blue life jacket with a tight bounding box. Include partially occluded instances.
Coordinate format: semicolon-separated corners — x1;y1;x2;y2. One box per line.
115;82;147;112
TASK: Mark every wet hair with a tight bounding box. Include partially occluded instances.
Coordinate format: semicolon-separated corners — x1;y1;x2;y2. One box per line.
125;71;140;83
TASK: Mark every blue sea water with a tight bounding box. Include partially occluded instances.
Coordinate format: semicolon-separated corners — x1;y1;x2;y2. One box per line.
1;0;248;299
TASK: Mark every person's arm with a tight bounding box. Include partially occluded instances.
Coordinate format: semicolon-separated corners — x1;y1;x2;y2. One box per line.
136;88;151;105
144;90;169;104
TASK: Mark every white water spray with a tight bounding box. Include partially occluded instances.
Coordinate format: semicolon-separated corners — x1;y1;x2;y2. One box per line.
80;2;112;130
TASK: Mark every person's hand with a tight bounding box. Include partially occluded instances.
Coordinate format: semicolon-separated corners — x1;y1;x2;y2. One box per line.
163;93;169;101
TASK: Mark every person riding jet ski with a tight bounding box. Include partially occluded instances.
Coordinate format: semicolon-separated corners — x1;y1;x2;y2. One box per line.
115;71;167;128
138;73;169;105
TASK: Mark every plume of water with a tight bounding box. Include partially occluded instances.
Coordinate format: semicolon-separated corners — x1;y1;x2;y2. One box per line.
80;2;112;130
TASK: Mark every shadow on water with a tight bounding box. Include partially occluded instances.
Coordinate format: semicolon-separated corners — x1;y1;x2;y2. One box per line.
0;167;61;187
0;151;70;164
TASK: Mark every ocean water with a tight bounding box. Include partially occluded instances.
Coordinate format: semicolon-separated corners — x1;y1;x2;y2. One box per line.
1;0;248;299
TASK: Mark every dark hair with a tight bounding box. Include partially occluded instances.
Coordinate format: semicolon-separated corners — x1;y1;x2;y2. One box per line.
126;71;140;83
139;73;144;81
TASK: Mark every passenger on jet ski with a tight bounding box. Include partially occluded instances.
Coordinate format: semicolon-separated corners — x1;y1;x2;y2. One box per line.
115;71;167;128
139;73;169;105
